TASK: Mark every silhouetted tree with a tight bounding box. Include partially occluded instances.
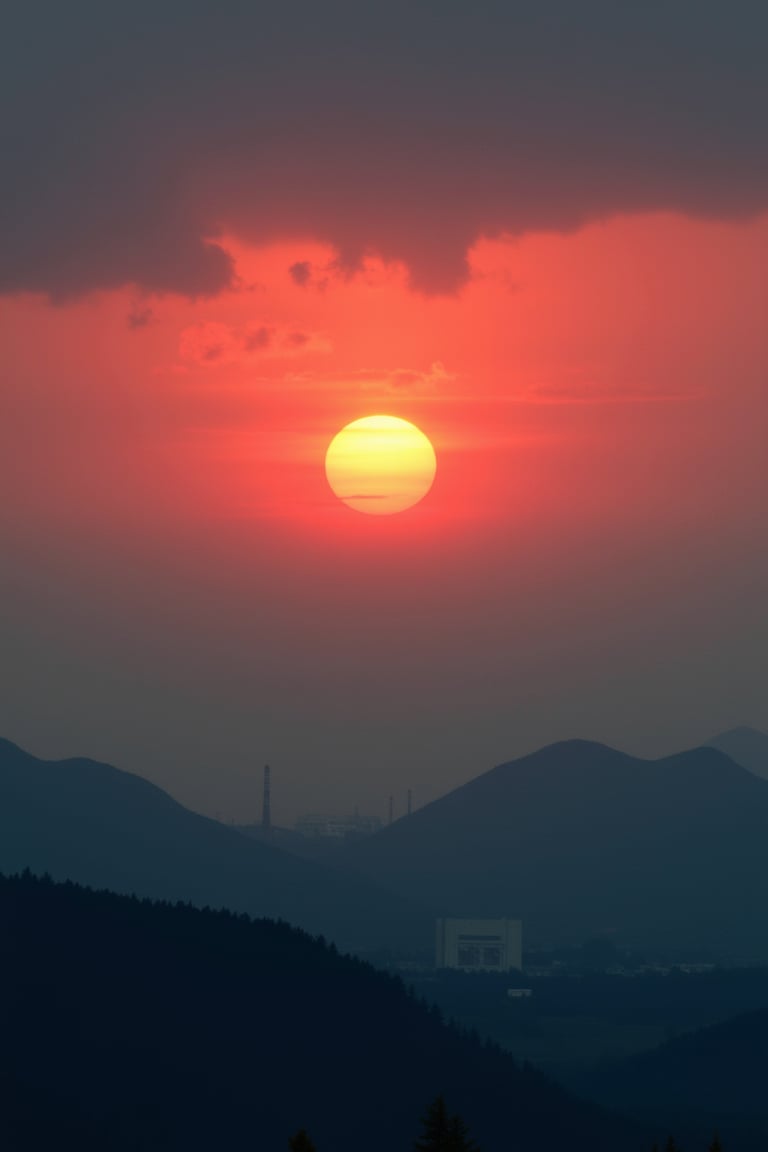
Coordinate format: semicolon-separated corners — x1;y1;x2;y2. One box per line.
709;1135;723;1152
289;1129;316;1152
664;1137;681;1152
415;1095;450;1152
446;1111;480;1152
415;1096;479;1152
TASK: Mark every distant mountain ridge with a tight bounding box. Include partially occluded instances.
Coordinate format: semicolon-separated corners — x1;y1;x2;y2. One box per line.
706;726;768;780
0;737;429;951
578;1008;768;1151
7;733;768;962
346;739;768;960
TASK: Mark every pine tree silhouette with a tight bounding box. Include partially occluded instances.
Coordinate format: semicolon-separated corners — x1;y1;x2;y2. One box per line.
289;1129;317;1152
446;1112;480;1152
415;1096;480;1152
415;1095;450;1152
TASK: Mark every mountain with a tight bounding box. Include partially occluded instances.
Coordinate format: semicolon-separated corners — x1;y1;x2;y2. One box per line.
236;821;350;863
345;740;768;960
577;1009;768;1152
706;727;768;780
0;871;647;1152
0;737;428;951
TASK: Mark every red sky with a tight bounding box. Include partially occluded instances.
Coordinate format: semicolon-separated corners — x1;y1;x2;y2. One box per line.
2;209;766;822
3;3;768;824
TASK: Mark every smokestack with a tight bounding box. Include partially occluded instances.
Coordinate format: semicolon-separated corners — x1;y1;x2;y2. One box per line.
262;764;271;832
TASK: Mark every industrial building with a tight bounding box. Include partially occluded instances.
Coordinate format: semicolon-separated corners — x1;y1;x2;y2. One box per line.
294;812;382;839
435;918;522;972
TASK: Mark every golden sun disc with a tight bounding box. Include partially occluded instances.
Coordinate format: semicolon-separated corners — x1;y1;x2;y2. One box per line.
325;415;437;515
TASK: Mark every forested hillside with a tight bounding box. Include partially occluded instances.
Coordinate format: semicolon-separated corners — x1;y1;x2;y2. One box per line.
0;871;643;1152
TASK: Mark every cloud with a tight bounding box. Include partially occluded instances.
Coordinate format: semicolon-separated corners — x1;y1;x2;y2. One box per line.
289;262;312;287
288;258;340;291
359;362;454;394
519;381;705;405
243;326;273;351
178;322;331;366
127;305;155;330
2;3;768;299
284;362;455;396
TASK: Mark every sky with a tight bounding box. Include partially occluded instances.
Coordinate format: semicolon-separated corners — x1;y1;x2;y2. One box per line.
1;2;767;825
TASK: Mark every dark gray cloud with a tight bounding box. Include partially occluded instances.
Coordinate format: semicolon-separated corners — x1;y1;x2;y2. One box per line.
127;305;155;330
289;262;312;287
2;1;768;298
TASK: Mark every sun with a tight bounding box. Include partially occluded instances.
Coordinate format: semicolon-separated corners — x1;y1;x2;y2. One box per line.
325;415;437;515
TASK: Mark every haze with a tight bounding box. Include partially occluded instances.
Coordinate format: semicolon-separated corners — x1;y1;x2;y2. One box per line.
1;2;766;826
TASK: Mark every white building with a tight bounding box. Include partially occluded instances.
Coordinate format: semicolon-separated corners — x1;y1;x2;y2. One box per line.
435;918;522;972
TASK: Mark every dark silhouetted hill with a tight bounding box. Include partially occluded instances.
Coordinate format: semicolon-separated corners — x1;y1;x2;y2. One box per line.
0;738;428;951
577;1008;768;1152
0;872;646;1152
707;727;768;780
346;740;768;959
